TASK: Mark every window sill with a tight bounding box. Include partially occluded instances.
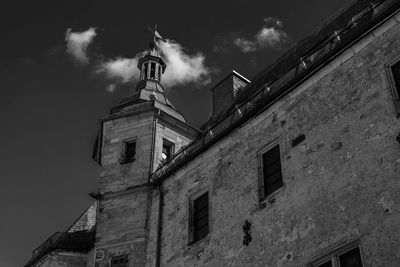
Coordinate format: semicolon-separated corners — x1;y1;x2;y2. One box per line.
184;235;210;259
119;159;136;165
253;185;285;214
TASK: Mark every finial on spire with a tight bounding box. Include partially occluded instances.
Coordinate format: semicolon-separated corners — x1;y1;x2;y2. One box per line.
147;25;167;45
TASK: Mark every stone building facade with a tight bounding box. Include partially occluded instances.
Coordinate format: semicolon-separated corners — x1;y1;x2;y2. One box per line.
26;0;400;266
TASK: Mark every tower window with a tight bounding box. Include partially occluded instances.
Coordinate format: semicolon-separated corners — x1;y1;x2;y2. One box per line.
158;65;162;80
121;140;136;164
161;139;174;162
143;63;148;79
111;255;128;267
310;242;364;267
150;62;156;79
189;191;209;244
259;144;283;200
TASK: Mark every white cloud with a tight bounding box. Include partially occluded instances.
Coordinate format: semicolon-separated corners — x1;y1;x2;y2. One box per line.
233;38;257;53
158;40;211;87
65;27;97;64
256;27;287;48
97;56;141;83
233;17;288;53
97;39;211;88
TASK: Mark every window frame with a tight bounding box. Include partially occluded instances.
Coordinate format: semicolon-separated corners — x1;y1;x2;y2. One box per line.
120;139;136;164
188;190;209;245
309;240;365;267
257;140;284;202
385;54;400;117
161;138;175;163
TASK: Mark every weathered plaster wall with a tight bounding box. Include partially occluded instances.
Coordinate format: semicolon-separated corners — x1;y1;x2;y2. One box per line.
151;13;400;267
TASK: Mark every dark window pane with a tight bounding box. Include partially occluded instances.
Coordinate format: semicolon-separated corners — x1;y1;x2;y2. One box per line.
150;62;156;79
392;62;400;95
339;248;363;267
143;64;148;79
124;141;136;163
266;179;283;195
262;145;283;196
317;260;333;267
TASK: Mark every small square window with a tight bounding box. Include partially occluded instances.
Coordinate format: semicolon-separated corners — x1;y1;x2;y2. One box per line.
259;144;283;200
121;140;136;164
189;191;209;244
161;139;174;162
111;255;128;267
310;242;364;267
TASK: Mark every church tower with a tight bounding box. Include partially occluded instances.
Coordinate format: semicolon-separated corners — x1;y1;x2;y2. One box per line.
91;38;199;266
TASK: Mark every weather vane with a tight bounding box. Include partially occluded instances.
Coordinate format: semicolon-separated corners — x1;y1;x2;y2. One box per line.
147;24;166;43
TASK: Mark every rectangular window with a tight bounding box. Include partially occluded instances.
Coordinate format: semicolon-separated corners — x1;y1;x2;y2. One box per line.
161;139;174;162
150;62;156;79
143;63;148;79
386;57;400;116
121;140;136;164
260;144;283;200
311;243;364;267
111;255;128;267
189;191;209;244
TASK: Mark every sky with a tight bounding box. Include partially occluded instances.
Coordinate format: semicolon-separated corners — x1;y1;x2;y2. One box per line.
0;0;353;266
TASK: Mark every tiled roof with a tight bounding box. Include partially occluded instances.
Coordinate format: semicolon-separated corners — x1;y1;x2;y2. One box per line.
67;202;97;233
151;0;400;182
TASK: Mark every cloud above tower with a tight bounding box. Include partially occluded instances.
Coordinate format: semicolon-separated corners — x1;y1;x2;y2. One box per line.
65;27;97;64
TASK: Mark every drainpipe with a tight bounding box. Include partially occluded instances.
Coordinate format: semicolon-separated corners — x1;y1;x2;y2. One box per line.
149;106;161;179
155;183;164;267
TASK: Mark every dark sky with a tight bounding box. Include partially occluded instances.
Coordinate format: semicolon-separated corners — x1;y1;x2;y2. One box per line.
0;1;351;266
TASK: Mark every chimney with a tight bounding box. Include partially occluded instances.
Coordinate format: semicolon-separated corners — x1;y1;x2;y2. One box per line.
211;70;250;118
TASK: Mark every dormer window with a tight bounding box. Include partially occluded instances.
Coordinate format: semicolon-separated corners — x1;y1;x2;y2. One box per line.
150;62;156;79
161;139;174;162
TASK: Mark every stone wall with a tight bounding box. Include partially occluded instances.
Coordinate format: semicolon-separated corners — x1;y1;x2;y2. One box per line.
100;111;155;193
150;12;400;267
